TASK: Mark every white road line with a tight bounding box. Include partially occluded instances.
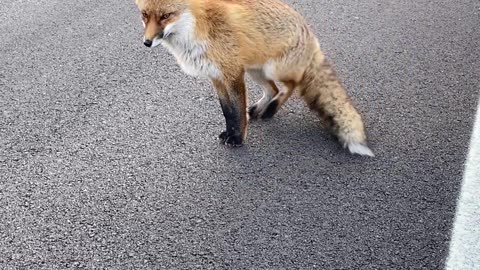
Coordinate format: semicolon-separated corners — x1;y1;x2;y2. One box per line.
446;98;480;270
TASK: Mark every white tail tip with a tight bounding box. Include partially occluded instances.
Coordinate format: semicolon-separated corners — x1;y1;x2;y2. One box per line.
346;142;375;157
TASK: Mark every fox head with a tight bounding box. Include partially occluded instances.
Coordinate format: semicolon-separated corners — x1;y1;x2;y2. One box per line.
134;0;190;47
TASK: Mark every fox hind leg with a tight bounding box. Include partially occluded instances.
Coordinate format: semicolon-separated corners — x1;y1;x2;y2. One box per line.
247;69;279;119
261;80;296;119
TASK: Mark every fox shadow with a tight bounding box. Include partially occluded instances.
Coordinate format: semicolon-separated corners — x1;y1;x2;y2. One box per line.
222;112;373;168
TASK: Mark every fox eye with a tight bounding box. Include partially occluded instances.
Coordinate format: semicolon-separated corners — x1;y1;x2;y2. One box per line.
160;13;173;20
141;11;148;19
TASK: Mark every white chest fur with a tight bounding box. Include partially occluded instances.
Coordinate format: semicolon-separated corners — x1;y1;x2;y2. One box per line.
160;11;222;80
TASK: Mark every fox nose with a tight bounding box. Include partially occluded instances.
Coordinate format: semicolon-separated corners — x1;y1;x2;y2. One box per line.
144;39;152;47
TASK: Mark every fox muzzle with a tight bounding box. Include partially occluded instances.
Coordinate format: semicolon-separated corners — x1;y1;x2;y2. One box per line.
143;32;164;48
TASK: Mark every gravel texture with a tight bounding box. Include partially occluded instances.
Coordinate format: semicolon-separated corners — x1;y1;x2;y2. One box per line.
0;0;479;269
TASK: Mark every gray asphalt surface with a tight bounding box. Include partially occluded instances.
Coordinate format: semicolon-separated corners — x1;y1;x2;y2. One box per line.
1;0;479;269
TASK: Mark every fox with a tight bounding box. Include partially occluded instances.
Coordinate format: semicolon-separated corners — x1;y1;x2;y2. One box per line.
133;0;374;157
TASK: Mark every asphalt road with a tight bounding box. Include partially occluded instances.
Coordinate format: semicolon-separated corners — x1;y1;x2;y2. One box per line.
1;0;479;269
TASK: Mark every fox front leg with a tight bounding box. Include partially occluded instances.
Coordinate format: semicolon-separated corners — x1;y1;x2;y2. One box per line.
211;76;248;147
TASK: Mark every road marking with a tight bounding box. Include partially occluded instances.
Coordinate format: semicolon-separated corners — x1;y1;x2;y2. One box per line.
446;98;480;270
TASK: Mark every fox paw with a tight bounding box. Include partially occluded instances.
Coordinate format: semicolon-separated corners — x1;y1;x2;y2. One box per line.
219;131;243;147
248;105;261;120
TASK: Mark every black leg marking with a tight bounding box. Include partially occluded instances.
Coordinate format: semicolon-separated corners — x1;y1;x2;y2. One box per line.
211;76;247;147
261;99;279;119
218;100;243;147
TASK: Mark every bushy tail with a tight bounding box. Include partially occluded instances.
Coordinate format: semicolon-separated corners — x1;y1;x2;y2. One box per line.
298;48;374;157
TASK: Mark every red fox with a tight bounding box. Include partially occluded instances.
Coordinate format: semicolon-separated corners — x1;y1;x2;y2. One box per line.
134;0;374;157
